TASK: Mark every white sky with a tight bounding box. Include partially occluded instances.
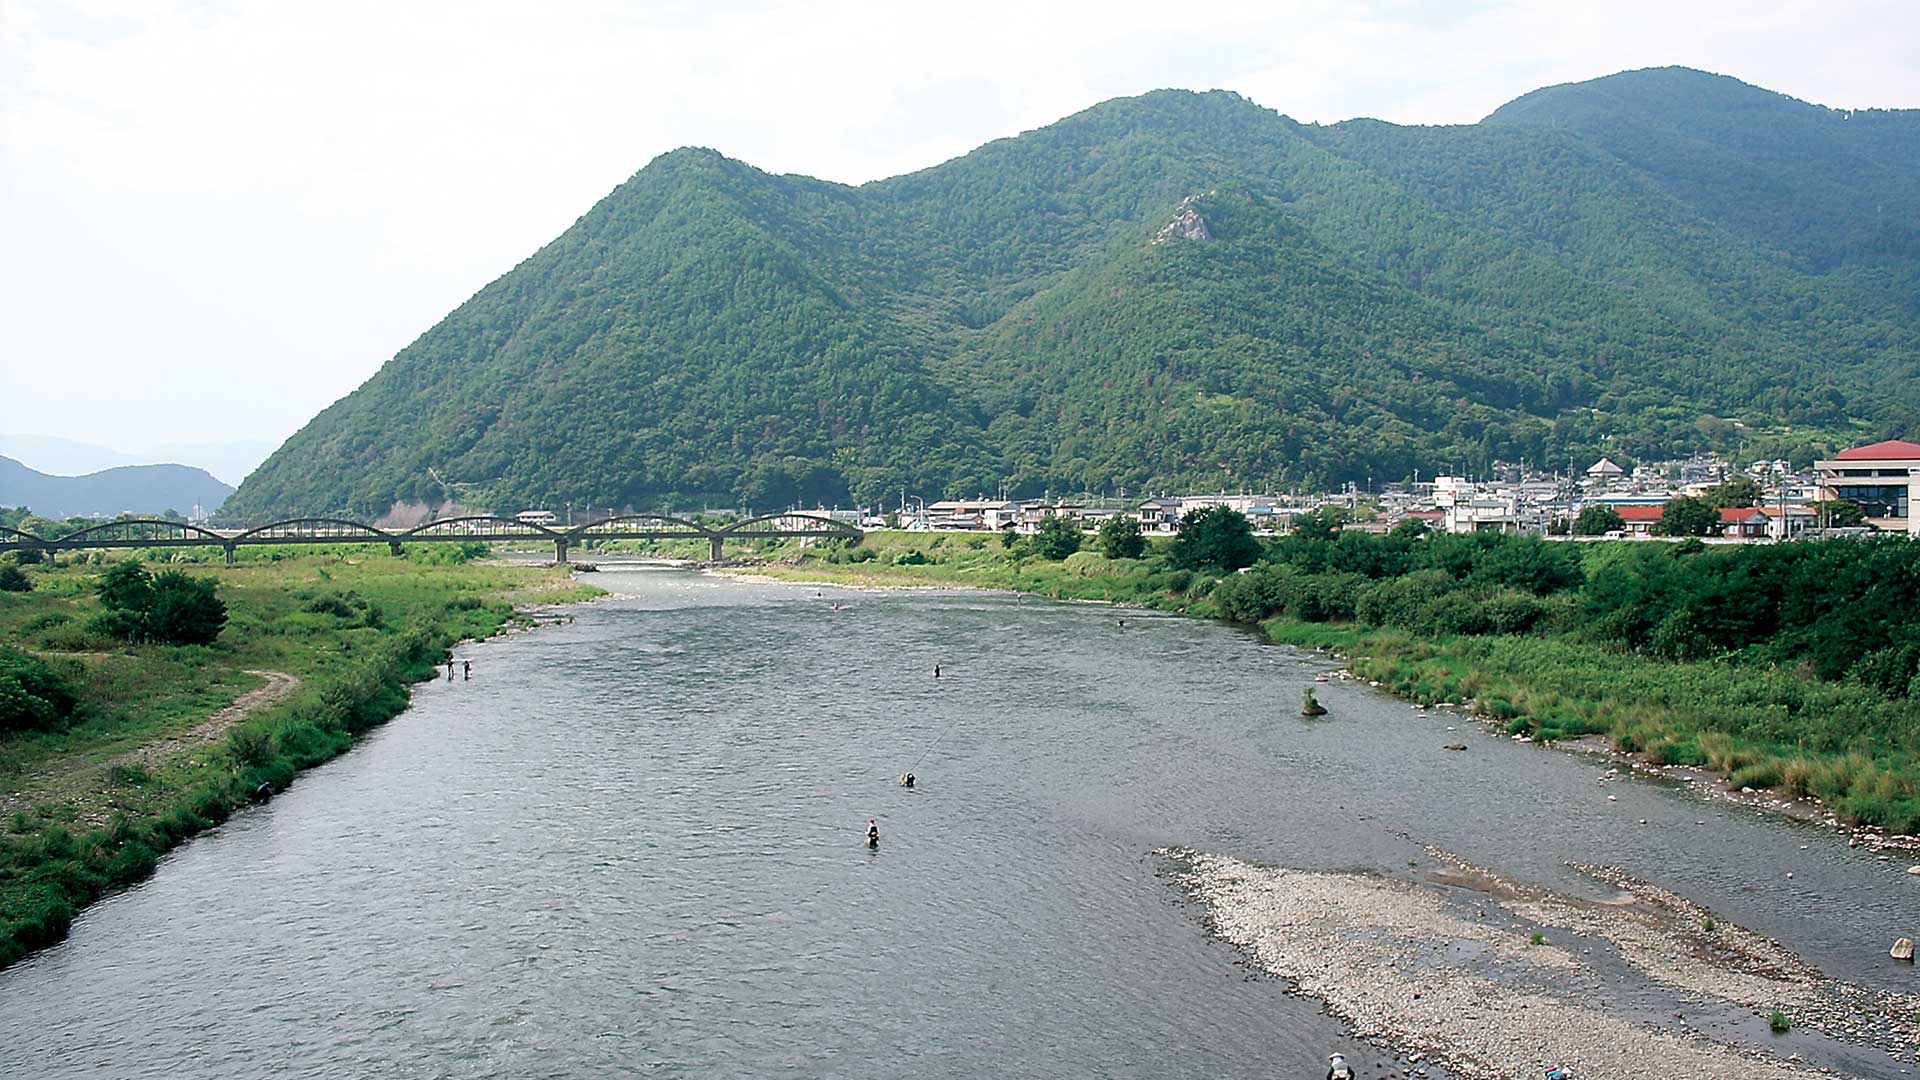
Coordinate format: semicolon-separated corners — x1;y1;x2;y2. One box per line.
4;0;1917;464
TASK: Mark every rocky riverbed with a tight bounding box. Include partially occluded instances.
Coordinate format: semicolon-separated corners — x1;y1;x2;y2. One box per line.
1168;848;1920;1080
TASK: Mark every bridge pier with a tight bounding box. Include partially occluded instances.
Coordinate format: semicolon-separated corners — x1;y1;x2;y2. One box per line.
388;540;404;557
708;536;725;563
554;538;570;564
223;544;236;566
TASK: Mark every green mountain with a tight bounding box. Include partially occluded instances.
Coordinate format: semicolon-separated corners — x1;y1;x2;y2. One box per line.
225;67;1920;518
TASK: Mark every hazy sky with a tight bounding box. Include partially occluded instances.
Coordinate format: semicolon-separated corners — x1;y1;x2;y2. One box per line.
4;0;1917;468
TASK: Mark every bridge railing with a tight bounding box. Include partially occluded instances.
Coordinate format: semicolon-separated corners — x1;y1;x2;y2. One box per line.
402;516;563;540
718;512;862;538
566;514;714;542
230;518;395;544
47;519;231;548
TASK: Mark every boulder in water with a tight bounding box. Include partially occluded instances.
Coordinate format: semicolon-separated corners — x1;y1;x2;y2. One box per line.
1892;937;1914;962
1301;687;1328;717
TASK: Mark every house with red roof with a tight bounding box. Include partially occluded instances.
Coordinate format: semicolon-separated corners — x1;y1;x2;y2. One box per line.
1815;439;1920;535
1613;505;1665;536
1718;507;1772;538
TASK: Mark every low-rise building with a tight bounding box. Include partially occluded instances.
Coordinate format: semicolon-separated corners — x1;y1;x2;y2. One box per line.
925;500;1018;530
1613;505;1665;536
1759;505;1818;540
1445;497;1521;533
1137;498;1183;532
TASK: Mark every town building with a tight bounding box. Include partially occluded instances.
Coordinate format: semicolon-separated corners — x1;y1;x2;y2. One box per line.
1815;439;1920;535
1136;498;1183;532
1717;507;1772;539
1441;497;1521;533
924;500;1019;530
1759;505;1818;540
1613;505;1665;536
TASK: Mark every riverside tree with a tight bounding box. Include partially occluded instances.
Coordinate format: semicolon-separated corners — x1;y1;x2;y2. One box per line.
1654;496;1721;537
1033;514;1083;560
1702;477;1763;508
1813;500;1867;528
1170;506;1261;573
1097;514;1147;559
1572;505;1626;536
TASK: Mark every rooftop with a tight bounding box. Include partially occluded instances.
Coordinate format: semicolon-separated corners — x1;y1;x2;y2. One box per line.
1834;439;1920;461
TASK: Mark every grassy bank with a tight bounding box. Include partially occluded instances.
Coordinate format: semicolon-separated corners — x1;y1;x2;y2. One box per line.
0;549;598;968
721;530;1920;833
700;531;1212;610
1263;622;1920;831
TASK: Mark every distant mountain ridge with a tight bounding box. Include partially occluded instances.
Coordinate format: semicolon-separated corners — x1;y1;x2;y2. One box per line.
0;456;233;520
0;434;275;487
225;66;1920;518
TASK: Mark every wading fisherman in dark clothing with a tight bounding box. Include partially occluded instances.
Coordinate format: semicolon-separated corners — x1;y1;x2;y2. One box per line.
866;819;880;847
446;660;455;682
902;773;915;789
463;660;472;681
933;664;940;678
1327;1053;1355;1080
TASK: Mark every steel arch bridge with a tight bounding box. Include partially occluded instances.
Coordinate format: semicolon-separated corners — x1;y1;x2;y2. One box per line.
0;513;861;564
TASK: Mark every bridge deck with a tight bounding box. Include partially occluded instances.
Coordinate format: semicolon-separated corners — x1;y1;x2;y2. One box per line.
0;515;860;563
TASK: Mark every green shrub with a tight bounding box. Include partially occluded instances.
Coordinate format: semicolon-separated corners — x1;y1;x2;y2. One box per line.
226;727;276;767
0;647;79;735
0;565;32;592
1728;761;1785;790
104;763;150;788
91;561;226;645
22;611;70;633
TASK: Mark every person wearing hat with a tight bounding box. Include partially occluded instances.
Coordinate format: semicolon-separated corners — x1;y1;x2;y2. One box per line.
1327;1053;1355;1080
866;819;880;848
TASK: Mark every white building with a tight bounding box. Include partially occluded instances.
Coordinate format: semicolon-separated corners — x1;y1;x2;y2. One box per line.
1444;496;1522;534
1815;440;1920;535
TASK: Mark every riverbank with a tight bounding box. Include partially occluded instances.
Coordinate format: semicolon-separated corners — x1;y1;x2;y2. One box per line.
1170;847;1920;1080
0;551;599;968
713;530;1920;837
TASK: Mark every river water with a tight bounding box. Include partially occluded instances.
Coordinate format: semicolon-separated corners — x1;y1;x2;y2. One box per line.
3;566;1916;1078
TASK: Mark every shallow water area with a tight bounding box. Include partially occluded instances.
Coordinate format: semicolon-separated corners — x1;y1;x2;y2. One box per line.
2;565;1914;1078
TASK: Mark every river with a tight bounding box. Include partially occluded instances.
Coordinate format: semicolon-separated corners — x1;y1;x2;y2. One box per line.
2;565;1914;1078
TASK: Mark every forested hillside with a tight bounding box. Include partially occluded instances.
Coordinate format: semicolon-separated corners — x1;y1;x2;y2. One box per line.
225;67;1920;518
